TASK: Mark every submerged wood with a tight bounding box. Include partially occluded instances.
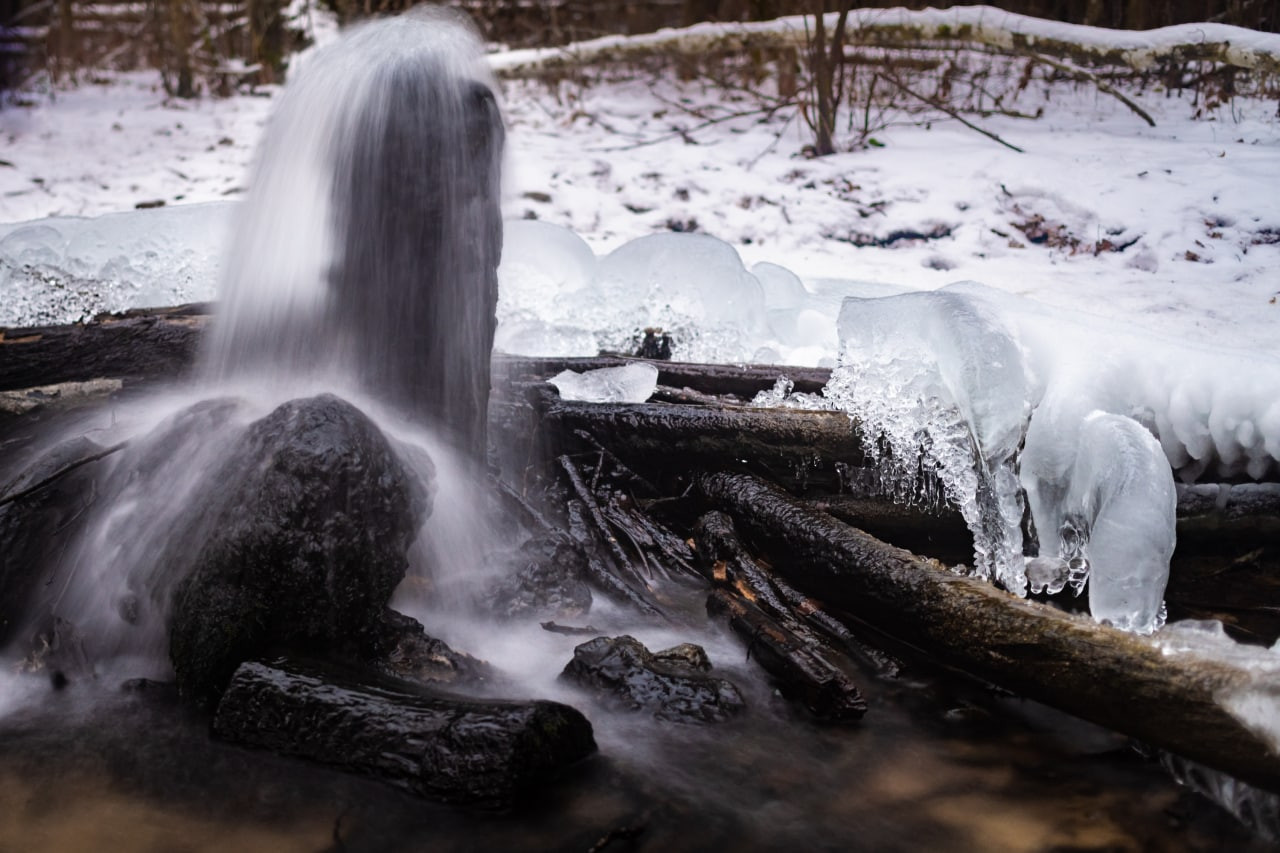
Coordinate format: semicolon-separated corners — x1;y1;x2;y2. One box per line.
695;471;1280;793
213;657;597;806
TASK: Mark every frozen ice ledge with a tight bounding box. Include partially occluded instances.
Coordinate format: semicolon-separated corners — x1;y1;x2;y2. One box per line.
4;210;1279;632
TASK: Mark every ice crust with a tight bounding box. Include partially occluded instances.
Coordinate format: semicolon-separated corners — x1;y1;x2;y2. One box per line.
0;203;231;326
549;363;659;404
824;283;1192;632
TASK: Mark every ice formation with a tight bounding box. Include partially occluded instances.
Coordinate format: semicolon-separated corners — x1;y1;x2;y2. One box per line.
827;287;1033;594
822;282;1195;632
0;202;231;326
5;190;1279;635
549;363;659;404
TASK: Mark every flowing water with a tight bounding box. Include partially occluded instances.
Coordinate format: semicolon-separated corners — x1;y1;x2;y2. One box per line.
0;9;1274;850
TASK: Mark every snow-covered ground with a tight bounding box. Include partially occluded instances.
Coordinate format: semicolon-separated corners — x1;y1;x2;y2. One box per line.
3;29;1278;350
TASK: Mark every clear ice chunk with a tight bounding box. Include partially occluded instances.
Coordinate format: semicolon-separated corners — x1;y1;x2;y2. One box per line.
1065;411;1176;634
828;286;1032;594
548;363;659;404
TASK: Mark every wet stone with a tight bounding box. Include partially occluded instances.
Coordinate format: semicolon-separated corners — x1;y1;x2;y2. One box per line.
482;531;593;620
368;609;496;690
167;394;428;708
560;635;745;724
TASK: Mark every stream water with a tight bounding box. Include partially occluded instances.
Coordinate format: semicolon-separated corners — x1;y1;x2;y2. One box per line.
0;588;1269;853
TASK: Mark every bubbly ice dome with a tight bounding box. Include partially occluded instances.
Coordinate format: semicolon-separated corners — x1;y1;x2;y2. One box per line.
549;363;659;404
0;202;232;327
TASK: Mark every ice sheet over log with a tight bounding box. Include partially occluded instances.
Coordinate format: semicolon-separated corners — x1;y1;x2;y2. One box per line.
213;657;597;806
695;471;1280;794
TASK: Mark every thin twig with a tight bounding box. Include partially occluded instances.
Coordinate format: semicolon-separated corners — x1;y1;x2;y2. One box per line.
587;104;786;152
0;442;127;508
1020;49;1156;127
876;70;1025;152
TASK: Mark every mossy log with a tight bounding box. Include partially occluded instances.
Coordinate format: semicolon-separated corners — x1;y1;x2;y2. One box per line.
213;657;597;806
695;471;1280;794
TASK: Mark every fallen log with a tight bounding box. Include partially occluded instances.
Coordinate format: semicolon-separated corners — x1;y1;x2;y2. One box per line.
694;509;901;680
499;355;830;400
544;399;865;494
213;657;597;806
695;471;1280;794
0;303;209;392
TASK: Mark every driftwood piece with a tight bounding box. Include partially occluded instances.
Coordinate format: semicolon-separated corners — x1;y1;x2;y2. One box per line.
695;471;1280;794
212;656;597;806
0;304;209;392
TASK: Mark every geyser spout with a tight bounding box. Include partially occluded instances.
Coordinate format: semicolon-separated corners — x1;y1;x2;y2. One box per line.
203;7;504;462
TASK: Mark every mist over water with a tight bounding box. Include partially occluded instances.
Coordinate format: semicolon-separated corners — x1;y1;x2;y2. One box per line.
17;9;505;674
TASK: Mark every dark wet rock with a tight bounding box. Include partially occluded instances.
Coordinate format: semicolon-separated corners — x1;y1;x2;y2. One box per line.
368;609;495;690
561;635;746;724
168;394;428;708
483;531;592;620
651;643;712;673
213;656;596;806
0;435;107;645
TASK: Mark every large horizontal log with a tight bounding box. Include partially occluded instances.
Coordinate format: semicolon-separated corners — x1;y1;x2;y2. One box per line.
0;303;209;392
544;399;865;494
212;657;597;806
695;471;1280;794
499;355;830;399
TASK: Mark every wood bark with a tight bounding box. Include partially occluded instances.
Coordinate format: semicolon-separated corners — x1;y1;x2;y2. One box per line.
213;656;597;806
543;398;864;494
0;303;208;393
694;470;1280;794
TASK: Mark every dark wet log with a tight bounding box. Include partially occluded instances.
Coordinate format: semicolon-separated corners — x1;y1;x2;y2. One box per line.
810;495;973;565
1176;483;1280;544
706;590;866;722
213;657;597;806
545;400;865;494
696;471;1280;794
694;510;901;680
0;303;209;392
